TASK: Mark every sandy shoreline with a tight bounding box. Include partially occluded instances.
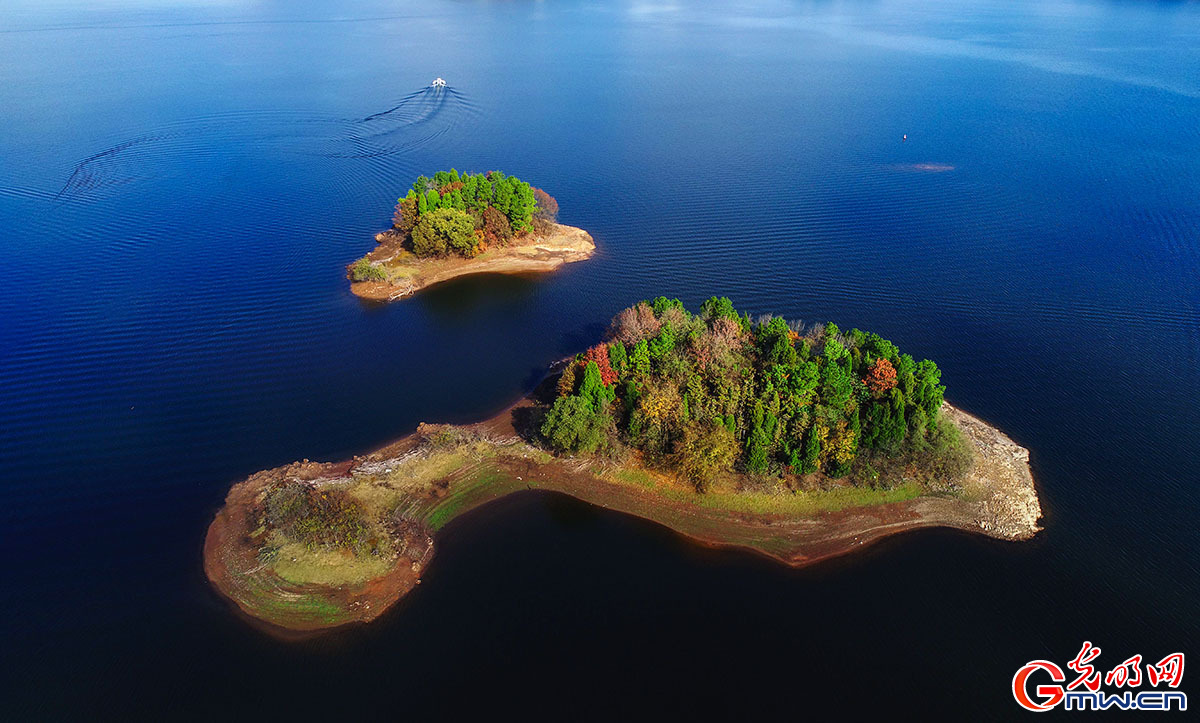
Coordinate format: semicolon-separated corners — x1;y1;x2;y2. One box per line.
350;222;595;301
204;390;1042;635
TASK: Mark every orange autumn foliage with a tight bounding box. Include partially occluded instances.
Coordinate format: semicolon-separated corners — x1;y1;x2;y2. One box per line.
864;358;898;395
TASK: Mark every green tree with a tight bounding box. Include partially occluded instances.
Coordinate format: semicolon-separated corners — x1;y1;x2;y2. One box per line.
800;422;821;474
835;407;861;476
475;175;492;207
745;402;772;473
508;181;536;233
866;333;898;364
824;336;847;364
864;389;907;449
467;176;491;213
630;339;651;376
672;421;738;492
651;296;684;316
757;316;797;365
540;395;611;453
820;361;854;413
648;324;676;360
493;177;513;217
411;208;478;257
700;296;737;322
895;354;917;398
608;341;628;374
577;361;614;411
914;359;945;419
532;298;969;490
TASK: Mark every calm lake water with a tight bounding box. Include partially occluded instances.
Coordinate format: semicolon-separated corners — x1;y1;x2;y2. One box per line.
2;0;1198;718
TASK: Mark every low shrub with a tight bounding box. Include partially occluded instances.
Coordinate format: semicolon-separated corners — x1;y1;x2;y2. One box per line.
261;483;376;555
349;257;387;282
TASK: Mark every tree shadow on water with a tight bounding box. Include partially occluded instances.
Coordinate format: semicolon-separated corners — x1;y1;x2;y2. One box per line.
417;273;541;323
556;321;607;357
510;372;561;445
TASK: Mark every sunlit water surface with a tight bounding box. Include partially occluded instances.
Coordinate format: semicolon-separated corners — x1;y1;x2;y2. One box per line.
1;0;1198;718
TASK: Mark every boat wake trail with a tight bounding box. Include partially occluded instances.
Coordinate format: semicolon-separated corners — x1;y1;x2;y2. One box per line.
53;136;161;204
319;86;481;159
49;85;483;205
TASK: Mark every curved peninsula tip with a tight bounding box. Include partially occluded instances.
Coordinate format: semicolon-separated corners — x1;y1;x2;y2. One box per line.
348;169;594;301
205;298;1042;633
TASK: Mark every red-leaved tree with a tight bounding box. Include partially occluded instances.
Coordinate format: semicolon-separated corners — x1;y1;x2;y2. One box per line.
864;358;898;395
533;188;559;222
584;344;619;386
481;206;513;246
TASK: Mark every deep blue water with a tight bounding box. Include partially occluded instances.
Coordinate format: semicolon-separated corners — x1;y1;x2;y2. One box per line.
2;0;1198;718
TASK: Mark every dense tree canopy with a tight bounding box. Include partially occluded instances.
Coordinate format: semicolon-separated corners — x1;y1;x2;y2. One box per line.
541;298;970;491
410;208;479;257
390;170;555;258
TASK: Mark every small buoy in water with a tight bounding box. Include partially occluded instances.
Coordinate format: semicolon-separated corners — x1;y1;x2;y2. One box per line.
902;134;908;142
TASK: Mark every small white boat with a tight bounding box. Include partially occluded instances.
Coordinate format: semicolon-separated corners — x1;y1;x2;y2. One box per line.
431;77;446;88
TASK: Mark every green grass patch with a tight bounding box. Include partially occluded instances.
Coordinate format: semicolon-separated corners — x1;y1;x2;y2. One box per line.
423;467;524;530
381;261;418;278
695;481;924;516
599;463;925;518
605;468;659;491
270;541;393;586
237;569;350;625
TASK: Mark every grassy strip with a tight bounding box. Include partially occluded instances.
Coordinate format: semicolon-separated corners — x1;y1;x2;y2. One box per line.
601;466;924;517
236;568;350;626
696;482;924;516
421;466;526;530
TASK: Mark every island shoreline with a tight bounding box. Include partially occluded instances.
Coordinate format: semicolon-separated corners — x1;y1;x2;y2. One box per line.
203;384;1043;635
349;222;595;302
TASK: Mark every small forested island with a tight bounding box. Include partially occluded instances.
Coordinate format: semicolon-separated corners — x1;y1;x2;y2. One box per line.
205;298;1042;633
348;169;595;301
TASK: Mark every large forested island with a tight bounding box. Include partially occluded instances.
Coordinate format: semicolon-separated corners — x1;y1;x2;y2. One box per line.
205;298;1042;633
348;170;594;301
